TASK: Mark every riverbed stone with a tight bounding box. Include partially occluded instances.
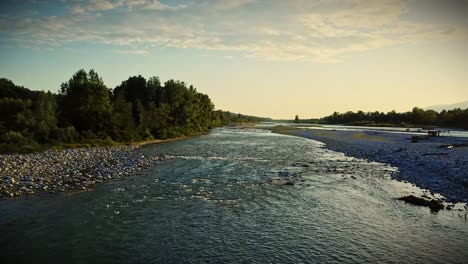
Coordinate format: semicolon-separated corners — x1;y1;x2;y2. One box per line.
288;129;468;203
0;145;162;199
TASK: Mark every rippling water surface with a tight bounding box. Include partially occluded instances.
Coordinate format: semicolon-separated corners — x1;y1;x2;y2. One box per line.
1;128;467;263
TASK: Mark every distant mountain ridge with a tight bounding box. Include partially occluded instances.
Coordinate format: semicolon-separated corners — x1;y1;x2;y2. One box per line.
425;100;468;112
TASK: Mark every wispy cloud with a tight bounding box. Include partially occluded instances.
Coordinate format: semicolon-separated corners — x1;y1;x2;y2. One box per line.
87;0;122;11
113;49;148;55
0;0;464;62
196;0;254;10
69;0;180;14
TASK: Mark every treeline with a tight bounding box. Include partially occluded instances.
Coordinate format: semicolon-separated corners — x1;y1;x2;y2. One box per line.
322;107;468;129
0;69;263;153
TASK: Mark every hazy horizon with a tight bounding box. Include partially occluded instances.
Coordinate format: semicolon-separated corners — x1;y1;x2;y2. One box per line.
1;0;467;119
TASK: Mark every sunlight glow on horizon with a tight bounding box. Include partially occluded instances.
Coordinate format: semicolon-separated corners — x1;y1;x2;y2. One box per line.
1;0;467;119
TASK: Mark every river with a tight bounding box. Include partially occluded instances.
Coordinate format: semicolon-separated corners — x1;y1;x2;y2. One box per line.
1;127;467;263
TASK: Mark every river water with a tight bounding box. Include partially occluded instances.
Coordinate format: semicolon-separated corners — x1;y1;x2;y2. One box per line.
1;128;467;263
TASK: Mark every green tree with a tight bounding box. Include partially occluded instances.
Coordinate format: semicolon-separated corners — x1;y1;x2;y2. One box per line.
32;91;57;142
110;94;136;141
59;69;112;135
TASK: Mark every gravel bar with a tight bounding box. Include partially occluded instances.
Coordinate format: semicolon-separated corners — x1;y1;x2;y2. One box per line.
286;129;468;203
0;145;165;199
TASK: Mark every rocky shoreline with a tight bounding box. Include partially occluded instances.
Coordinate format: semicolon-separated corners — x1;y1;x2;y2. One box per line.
0;145;165;199
275;127;468;203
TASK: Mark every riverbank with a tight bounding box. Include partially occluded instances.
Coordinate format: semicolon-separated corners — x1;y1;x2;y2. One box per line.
0;131;224;199
0;133;207;199
272;126;468;203
0;145;165;199
131;132;208;147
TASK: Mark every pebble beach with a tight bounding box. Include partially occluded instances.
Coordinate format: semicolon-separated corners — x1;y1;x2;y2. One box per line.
0;145;165;198
284;127;468;203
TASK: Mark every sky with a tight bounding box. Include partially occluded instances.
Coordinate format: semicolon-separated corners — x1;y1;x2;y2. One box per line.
1;0;467;119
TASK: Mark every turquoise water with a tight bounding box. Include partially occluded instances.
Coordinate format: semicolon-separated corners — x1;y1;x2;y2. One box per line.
1;128;467;263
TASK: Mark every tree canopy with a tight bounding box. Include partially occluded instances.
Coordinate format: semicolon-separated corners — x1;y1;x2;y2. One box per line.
321;107;468;129
59;69;112;133
0;69;263;153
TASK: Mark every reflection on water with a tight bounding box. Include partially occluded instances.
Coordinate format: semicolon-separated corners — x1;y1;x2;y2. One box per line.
0;128;467;263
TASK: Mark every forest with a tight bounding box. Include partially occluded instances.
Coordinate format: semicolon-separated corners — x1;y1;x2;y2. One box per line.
321;107;468;129
0;69;264;153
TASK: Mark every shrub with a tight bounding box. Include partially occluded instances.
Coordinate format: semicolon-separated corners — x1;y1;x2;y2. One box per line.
1;131;25;144
49;126;80;143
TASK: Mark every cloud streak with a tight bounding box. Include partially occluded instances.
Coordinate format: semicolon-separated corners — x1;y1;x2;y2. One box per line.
0;0;463;62
68;0;181;14
113;49;148;55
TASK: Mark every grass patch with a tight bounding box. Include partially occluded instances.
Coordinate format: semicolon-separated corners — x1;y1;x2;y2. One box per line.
1;137;118;154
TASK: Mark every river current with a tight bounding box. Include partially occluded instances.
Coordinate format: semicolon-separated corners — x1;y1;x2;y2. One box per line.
1;128;467;263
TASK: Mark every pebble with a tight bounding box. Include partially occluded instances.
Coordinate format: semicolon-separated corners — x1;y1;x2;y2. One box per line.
292;129;468;203
0;146;167;199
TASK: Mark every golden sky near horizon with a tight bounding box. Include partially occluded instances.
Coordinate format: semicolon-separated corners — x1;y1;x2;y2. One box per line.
1;0;467;118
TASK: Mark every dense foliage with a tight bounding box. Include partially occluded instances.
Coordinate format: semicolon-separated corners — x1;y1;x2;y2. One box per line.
322;107;468;129
0;70;262;153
